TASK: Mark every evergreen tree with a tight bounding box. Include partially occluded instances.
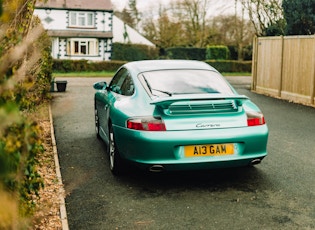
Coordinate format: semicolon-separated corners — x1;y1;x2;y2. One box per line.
282;0;315;35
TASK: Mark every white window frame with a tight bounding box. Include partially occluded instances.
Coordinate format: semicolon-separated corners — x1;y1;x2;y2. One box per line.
69;11;95;28
67;38;99;56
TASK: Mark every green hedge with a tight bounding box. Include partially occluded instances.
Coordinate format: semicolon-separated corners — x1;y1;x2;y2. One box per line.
111;42;159;61
52;44;252;73
205;60;252;73
206;45;230;60
165;47;206;60
53;60;126;73
227;45;253;61
53;59;251;73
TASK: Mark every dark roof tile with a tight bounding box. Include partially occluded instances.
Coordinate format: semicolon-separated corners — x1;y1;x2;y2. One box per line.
35;0;113;11
47;30;113;38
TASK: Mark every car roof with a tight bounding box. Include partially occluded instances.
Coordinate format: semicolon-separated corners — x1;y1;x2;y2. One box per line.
123;60;218;74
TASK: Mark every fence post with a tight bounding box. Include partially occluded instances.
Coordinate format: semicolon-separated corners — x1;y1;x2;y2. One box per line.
278;36;284;97
251;36;258;91
311;35;315;105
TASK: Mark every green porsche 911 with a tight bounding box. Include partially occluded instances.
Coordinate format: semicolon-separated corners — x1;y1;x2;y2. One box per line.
93;60;268;175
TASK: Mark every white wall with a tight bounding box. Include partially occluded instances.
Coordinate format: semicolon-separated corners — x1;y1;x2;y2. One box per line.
34;8;113;61
34;8;112;32
33;8;156;61
34;9;67;30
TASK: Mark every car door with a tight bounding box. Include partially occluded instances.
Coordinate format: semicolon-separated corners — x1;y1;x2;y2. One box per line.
98;68;132;142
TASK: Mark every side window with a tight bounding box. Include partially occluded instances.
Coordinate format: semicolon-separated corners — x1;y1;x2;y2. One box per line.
109;68;130;95
120;74;134;96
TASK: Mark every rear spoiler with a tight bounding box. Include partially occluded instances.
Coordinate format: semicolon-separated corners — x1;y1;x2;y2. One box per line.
150;94;249;108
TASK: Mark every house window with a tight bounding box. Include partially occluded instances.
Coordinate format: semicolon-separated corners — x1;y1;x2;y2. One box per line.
69;12;94;28
67;39;99;56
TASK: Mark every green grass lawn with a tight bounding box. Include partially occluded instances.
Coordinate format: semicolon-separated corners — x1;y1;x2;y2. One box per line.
53;71;251;78
53;71;115;78
221;72;251;76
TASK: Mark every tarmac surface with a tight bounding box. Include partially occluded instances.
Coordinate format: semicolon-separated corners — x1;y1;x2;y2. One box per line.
52;76;315;229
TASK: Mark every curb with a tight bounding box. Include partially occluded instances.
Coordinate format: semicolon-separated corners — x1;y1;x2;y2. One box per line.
49;105;69;230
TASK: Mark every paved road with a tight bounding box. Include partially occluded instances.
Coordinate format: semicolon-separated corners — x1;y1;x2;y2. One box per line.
52;77;315;229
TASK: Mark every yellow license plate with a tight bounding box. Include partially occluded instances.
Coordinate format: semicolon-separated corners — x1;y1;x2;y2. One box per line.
185;144;234;157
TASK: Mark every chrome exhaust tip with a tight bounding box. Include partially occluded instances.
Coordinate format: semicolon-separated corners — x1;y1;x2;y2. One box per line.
149;165;165;173
250;159;262;166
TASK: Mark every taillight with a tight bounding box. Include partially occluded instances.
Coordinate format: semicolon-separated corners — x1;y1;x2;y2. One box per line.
246;111;266;126
127;117;166;131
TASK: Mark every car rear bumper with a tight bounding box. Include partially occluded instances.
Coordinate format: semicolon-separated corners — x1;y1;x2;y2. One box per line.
132;156;266;172
113;124;268;171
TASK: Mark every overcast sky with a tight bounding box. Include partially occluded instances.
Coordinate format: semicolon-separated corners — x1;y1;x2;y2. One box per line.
111;0;171;11
111;0;238;16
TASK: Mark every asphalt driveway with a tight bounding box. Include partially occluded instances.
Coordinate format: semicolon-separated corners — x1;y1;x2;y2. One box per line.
52;76;315;229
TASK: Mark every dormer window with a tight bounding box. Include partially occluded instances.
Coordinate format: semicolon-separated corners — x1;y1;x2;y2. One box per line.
69;11;95;28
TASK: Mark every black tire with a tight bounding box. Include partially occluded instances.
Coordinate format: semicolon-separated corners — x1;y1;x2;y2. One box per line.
108;124;125;175
95;107;101;138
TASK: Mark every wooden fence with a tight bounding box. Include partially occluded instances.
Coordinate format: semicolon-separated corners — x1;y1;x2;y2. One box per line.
252;35;315;106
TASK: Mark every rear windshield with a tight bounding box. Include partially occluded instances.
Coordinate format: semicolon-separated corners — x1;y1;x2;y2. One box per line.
141;69;234;96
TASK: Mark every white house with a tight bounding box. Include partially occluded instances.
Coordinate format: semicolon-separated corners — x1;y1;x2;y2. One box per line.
34;0;155;61
34;0;114;61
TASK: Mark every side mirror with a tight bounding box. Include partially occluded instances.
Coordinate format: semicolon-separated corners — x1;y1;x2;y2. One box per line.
93;81;107;90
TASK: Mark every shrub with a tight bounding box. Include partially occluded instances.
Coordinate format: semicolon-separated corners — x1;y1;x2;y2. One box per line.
227;46;238;60
111;42;159;61
0;0;52;227
165;47;206;60
205;60;252;73
0;120;44;216
53;60;126;73
88;60;126;72
52;59;251;73
206;45;230;60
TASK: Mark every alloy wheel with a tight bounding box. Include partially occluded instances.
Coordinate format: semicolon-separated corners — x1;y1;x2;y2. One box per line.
95;108;100;137
109;129;115;171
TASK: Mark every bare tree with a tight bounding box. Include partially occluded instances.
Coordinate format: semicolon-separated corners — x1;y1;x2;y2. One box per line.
172;0;211;47
241;0;284;35
140;0;256;56
142;5;183;49
211;14;255;60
